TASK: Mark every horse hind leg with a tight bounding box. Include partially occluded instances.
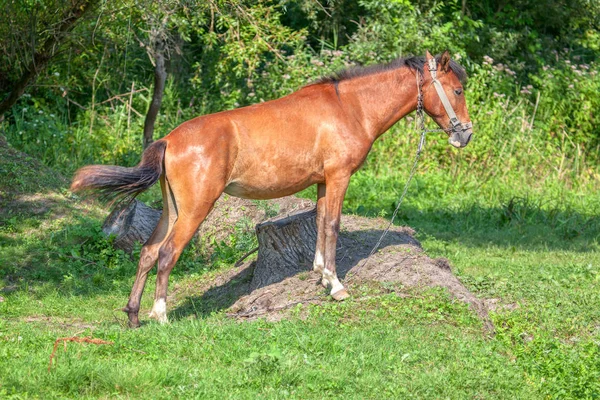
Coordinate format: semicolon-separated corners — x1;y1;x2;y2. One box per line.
124;176;177;327
148;180;224;324
148;206;216;323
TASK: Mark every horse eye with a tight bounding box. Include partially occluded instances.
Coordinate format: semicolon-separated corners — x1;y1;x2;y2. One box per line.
454;89;463;95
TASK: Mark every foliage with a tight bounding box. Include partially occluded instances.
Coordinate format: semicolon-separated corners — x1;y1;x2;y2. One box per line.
0;0;597;182
0;0;97;91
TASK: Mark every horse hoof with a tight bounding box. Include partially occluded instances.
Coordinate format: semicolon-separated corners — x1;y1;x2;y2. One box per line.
331;289;349;301
123;307;141;328
128;319;141;329
148;311;169;324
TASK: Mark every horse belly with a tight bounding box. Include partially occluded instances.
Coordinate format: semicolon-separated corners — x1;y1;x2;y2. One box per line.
224;164;322;200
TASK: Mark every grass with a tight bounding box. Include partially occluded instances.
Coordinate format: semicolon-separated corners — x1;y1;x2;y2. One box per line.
1;137;599;398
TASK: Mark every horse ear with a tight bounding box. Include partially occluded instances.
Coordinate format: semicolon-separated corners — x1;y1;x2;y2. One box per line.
440;50;451;72
425;50;434;61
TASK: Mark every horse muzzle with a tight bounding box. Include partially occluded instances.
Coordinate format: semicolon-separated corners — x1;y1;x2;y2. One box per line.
448;122;473;148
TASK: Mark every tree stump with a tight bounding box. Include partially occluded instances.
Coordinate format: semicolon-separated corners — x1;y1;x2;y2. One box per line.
102;200;161;253
250;208;318;290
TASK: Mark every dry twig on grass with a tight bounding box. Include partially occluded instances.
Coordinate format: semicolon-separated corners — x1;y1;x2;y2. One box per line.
48;337;113;372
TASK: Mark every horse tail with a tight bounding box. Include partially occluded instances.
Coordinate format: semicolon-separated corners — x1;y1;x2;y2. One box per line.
70;140;167;204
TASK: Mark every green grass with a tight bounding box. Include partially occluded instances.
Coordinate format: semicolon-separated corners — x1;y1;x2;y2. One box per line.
1;137;599;398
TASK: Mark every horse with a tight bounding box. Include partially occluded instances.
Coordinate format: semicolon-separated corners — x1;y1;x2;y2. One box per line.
71;51;473;327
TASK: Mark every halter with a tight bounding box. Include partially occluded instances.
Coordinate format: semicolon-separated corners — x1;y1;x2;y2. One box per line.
417;57;473;140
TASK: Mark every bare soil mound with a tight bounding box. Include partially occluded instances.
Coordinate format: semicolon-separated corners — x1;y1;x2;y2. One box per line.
171;196;493;332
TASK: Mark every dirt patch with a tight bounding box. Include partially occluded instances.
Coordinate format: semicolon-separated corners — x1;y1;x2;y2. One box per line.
172;196;493;332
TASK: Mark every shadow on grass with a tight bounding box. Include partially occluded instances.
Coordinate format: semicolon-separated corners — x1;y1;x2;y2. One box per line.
351;197;600;252
1;191;598;302
0;211;136;297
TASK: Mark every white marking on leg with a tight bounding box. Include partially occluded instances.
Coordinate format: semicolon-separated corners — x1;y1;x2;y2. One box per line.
149;298;168;324
313;249;325;273
323;269;344;295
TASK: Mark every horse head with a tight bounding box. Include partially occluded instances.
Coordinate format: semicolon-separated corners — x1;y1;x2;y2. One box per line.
422;50;473;148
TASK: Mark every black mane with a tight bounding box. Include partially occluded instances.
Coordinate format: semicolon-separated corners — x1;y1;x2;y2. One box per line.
316;55;467;85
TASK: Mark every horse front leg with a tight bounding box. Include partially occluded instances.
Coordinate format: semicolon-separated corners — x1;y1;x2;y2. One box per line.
313;183;326;274
320;175;351;301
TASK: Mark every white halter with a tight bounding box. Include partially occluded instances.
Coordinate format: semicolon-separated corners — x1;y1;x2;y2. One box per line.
427;57;473;138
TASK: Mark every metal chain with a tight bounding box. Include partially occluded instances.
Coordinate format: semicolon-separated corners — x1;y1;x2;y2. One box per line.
347;71;444;280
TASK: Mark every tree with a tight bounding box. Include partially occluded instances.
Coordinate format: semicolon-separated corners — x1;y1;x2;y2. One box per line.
139;2;181;149
0;0;100;122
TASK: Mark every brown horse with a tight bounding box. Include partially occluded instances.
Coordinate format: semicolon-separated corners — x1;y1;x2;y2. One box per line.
71;51;473;327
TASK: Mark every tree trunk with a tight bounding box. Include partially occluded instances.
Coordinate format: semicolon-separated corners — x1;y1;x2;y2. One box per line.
250;208;318;290
143;34;167;149
102;200;161;253
0;0;99;121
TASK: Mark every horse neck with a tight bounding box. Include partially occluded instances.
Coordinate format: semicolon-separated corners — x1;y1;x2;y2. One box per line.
338;67;418;142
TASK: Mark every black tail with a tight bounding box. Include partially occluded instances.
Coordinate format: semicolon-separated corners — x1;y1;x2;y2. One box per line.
70;140;167;204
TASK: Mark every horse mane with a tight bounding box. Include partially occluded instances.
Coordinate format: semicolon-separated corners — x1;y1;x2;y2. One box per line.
314;55;467;85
